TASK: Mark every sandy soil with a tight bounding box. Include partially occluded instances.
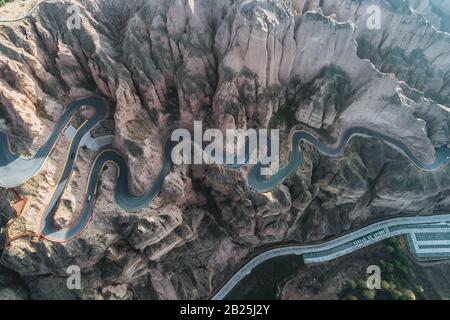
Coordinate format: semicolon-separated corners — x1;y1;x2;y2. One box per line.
0;0;41;21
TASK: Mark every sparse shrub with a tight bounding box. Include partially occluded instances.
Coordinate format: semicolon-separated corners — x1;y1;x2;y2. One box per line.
362;289;377;300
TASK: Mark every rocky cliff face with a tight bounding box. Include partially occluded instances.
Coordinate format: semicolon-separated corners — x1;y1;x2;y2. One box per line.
0;0;449;299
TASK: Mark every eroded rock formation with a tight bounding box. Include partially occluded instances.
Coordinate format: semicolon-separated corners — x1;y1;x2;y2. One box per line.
0;0;449;299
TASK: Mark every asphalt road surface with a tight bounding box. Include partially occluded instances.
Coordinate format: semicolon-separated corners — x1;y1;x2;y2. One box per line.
1;96;449;299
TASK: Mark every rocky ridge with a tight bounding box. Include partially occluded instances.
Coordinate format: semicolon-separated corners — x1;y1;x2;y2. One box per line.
0;0;448;299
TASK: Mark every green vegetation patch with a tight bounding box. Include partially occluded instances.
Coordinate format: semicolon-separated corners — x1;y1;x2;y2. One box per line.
0;1;11;7
340;237;424;300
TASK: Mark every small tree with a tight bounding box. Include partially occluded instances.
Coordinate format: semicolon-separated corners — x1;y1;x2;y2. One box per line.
381;280;391;290
415;285;424;293
362;289;377;300
402;290;416;301
347;280;357;290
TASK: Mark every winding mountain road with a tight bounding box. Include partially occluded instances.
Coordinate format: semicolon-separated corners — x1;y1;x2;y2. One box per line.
1;96;449;239
1;96;450;298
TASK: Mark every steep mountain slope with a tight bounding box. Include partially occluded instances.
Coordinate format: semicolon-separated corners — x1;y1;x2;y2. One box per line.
0;0;449;299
